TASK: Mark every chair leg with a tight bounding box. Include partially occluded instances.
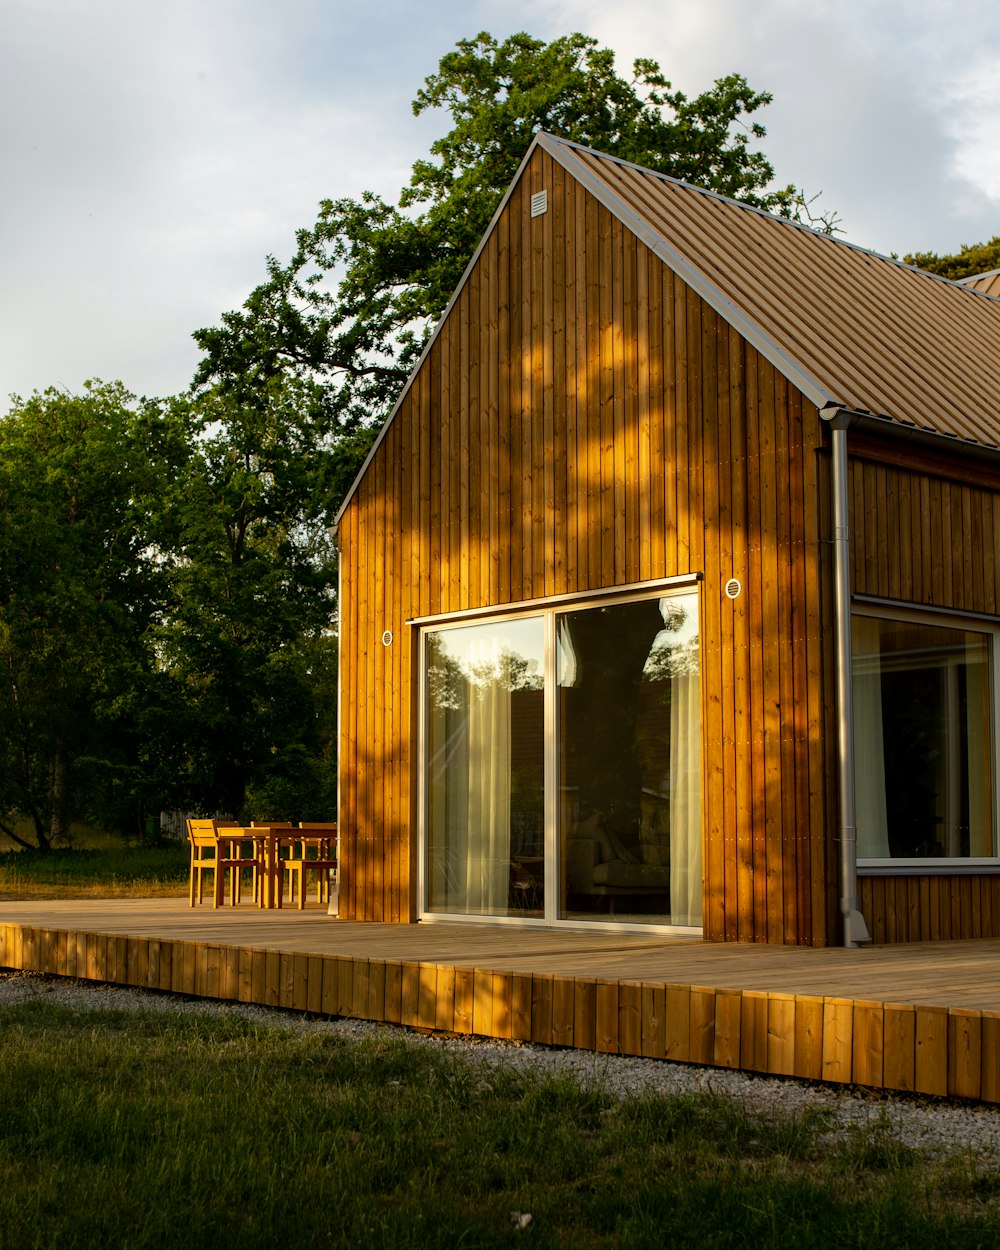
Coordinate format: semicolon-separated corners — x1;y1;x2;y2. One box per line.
191;860;212;906
281;859;307;909
213;861;225;907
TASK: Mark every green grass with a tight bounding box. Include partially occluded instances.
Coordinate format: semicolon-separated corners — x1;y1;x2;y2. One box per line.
0;999;998;1249
0;844;189;899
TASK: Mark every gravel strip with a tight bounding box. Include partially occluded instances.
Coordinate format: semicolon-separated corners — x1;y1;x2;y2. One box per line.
3;969;999;1164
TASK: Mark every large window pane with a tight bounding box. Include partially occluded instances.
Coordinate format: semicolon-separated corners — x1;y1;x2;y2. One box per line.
425;617;545;916
853;614;995;860
558;592;702;925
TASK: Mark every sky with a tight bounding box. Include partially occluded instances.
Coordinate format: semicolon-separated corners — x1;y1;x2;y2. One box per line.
3;0;999;404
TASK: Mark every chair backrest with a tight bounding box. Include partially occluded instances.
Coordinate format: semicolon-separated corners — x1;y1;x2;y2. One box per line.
187;818;219;849
296;822;337;862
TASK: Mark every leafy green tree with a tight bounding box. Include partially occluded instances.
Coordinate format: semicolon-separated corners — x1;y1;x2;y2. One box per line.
194;30;827;466
0;383;177;848
904;236;1000;281
0;378;340;844
150;380;339;820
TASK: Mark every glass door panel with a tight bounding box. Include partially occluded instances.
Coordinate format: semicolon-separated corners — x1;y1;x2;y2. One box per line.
425;616;545;917
557;591;702;926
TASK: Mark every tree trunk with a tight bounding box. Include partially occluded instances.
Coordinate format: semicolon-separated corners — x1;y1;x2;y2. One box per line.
49;739;68;846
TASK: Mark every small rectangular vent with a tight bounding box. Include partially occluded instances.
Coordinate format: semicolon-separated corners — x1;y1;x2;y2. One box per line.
530;189;548;217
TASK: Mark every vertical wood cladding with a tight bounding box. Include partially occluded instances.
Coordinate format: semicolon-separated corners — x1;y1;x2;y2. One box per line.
339;148;838;943
849;446;1000;941
849;449;1000;615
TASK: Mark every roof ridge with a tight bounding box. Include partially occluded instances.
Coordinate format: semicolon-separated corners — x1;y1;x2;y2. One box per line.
537;132;837;410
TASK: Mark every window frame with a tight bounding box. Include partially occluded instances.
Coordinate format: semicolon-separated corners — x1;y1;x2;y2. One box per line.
852;602;1000;874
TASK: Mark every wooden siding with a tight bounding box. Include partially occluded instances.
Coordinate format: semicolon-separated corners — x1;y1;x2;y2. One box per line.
338;148;838;943
849;447;1000;614
859;876;1000;944
849;442;1000;940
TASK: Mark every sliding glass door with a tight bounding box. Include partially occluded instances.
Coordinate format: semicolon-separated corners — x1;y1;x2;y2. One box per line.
422;586;702;930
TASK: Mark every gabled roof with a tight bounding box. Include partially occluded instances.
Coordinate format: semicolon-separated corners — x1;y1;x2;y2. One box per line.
961;268;1000;298
337;133;1000;525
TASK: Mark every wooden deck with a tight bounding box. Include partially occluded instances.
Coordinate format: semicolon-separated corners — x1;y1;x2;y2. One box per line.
2;898;999;1103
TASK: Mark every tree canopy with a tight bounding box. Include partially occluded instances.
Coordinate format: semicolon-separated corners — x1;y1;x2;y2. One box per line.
0;380;340;847
904;236;1000;281
150;380;339;820
0;383;174;846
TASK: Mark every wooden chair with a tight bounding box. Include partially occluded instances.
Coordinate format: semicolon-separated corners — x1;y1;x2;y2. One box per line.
187;819;263;907
281;823;338;909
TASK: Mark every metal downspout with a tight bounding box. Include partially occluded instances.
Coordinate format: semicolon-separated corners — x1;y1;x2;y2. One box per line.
821;406;871;947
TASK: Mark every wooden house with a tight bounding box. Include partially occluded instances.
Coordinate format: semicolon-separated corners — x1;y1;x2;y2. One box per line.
334;133;1000;947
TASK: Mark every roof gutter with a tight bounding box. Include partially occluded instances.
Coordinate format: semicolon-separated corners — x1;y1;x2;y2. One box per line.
848;410;1000;467
819;403;871;948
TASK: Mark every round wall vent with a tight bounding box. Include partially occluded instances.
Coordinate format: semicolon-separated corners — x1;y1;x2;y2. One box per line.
724;578;742;600
381;630;393;647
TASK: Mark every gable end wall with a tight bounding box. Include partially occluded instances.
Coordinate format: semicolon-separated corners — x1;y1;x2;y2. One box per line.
338;148;838;944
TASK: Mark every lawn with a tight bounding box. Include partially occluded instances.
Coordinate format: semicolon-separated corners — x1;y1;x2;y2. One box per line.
0;998;998;1250
0;836;188;900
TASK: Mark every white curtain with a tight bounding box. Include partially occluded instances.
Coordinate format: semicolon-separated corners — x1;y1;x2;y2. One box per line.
462;640;512;913
852;616;890;857
669;670;702;926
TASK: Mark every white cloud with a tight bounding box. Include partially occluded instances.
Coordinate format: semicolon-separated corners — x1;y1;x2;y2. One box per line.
946;62;1000;216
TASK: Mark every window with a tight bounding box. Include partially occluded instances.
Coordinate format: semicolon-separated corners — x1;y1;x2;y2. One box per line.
852;610;997;864
421;587;702;929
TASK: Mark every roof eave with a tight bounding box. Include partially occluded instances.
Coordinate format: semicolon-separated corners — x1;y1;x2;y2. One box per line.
823;405;1000;465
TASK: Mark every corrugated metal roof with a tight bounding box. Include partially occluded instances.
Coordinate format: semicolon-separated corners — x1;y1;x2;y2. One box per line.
543;134;1000;449
961;269;1000;297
